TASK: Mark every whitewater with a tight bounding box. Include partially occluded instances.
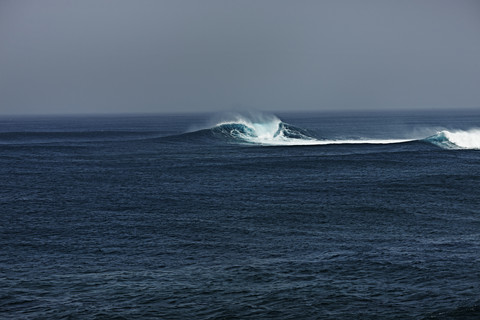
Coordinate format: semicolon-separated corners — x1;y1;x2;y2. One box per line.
199;115;480;149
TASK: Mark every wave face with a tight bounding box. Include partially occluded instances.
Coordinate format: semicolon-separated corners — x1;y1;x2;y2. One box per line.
212;116;318;145
162;114;480;150
425;129;480;150
208;115;411;146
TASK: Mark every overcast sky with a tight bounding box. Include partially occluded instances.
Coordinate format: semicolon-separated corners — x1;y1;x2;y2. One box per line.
1;0;479;115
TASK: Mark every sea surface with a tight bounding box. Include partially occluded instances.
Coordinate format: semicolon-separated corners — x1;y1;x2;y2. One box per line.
1;110;480;319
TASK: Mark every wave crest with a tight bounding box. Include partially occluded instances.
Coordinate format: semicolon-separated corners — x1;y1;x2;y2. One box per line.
170;114;478;149
207;115;410;146
425;129;480;149
212;116;318;145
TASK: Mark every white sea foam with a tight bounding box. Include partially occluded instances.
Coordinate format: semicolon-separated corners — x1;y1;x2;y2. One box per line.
430;129;480;149
210;114;480;149
214;116;412;146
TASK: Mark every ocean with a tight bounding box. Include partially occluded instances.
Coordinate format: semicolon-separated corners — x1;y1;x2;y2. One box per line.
1;110;480;319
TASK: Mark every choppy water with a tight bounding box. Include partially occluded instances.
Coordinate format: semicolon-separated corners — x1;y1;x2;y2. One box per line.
1;110;480;319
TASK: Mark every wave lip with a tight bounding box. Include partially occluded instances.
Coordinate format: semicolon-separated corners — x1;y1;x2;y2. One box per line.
425;129;480;150
179;114;479;149
208;116;412;146
212;117;319;145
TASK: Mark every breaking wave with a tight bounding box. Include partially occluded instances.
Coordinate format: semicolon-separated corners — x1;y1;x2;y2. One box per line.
425;129;480;150
199;115;411;146
176;115;480;150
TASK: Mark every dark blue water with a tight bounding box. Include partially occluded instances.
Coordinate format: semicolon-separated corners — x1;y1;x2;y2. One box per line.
1;110;480;319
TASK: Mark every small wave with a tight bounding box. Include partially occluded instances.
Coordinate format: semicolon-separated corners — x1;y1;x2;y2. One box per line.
424;129;480;150
0;131;161;145
423;302;480;319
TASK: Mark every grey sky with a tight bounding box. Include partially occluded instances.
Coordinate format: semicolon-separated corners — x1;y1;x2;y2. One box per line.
1;0;479;115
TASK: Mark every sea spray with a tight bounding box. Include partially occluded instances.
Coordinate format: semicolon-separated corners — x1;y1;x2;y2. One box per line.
209;113;412;146
425;129;480;149
177;113;480;149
